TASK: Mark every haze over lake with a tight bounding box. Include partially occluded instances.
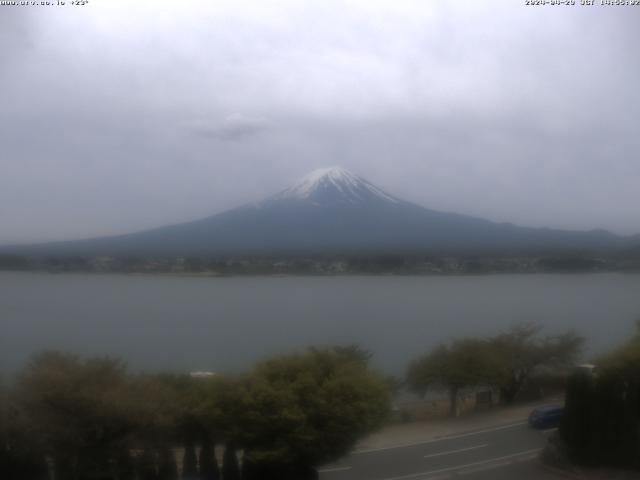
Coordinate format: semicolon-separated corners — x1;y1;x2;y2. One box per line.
2;272;639;376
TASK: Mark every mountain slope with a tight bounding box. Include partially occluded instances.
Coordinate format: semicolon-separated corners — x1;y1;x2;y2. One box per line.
3;167;633;256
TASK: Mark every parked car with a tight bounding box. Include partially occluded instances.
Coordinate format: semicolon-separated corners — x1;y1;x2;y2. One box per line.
528;404;564;429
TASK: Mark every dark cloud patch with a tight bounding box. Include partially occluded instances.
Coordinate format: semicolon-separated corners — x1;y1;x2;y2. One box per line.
192;114;271;142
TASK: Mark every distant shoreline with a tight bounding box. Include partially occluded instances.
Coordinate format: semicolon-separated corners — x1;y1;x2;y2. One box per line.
2;267;639;278
2;251;640;277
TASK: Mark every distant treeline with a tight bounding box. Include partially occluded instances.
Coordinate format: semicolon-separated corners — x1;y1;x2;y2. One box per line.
2;252;639;275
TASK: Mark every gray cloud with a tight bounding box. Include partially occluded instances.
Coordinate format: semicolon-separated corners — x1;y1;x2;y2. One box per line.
0;10;34;70
192;114;271;141
1;1;640;244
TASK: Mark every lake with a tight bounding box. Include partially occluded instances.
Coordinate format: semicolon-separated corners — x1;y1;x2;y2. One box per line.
1;272;639;376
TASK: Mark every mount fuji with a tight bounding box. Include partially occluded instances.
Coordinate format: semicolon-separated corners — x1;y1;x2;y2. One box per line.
4;167;633;256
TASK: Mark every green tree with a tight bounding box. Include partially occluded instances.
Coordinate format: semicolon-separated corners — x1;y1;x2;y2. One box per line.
491;323;583;403
147;375;198;479
182;442;198;479
561;368;594;463
0;380;49;480
407;338;504;416
561;321;640;468
16;351;138;480
592;320;640;466
126;375;187;480
135;448;158;480
198;437;220;480
225;347;390;479
221;443;240;480
597;319;640;376
150;373;223;480
157;446;178;480
330;344;373;365
113;447;135;480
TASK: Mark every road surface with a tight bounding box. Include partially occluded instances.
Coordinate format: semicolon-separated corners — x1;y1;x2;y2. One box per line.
319;421;562;480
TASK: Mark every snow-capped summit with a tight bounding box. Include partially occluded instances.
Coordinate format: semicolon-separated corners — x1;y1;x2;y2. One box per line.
271;166;399;206
4;166;630;257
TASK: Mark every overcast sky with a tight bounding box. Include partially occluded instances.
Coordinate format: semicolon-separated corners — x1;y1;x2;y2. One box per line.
1;0;639;244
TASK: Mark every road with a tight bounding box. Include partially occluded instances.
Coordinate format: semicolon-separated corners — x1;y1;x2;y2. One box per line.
319;421;563;480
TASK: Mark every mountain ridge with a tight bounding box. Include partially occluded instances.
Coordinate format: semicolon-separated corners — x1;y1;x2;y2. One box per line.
2;167;637;257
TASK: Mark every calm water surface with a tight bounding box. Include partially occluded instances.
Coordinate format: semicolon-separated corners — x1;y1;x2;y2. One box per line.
1;272;639;375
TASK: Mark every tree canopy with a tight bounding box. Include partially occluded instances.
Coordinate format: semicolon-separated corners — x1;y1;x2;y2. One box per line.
407;338;504;415
407;323;584;412
15;351;138;479
2;346;390;480
491;323;583;403
561;321;640;469
596;319;640;377
227;347;390;478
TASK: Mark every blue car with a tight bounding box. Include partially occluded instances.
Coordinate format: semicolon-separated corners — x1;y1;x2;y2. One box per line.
528;404;564;429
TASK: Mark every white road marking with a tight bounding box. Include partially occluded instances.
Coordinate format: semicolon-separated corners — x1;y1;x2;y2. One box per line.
423;443;488;459
318;466;352;473
379;448;542;480
353;421;527;455
458;460;512;475
433;422;528;441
